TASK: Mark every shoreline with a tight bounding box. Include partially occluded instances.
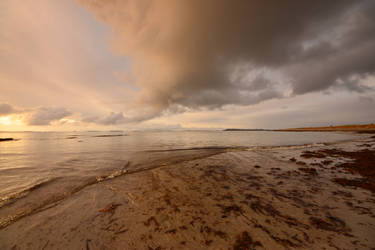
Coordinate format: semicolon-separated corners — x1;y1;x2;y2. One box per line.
0;135;374;249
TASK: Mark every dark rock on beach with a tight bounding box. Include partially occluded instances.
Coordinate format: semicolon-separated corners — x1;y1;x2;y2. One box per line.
0;138;14;142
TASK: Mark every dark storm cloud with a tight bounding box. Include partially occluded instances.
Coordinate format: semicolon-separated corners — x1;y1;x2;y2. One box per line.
289;3;375;94
80;0;375;121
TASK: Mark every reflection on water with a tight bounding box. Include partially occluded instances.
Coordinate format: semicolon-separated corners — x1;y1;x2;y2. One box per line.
0;130;361;200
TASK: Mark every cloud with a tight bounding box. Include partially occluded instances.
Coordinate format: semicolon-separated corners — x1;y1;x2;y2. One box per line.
0;103;17;116
0;0;132;120
78;0;375;122
0;103;74;127
27;107;72;125
82;112;127;125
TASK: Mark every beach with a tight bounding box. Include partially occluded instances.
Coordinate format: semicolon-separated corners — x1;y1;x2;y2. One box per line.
0;133;374;249
2;0;375;248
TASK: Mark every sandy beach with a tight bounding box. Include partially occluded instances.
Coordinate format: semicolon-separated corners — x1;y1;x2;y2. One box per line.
2;0;375;248
0;134;374;250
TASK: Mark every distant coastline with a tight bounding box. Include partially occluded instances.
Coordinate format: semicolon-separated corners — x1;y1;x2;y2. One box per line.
224;123;375;133
276;123;375;133
223;128;271;131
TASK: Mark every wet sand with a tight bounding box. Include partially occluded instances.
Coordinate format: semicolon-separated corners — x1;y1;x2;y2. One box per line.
0;136;374;249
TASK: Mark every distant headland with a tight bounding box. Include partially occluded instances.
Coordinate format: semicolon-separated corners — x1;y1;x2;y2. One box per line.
276;123;375;133
224;124;375;133
223;128;271;131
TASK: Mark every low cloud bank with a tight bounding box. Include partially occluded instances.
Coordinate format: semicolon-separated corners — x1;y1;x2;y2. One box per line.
27;107;72;125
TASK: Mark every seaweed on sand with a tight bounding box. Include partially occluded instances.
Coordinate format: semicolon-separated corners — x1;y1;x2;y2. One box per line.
233;231;262;250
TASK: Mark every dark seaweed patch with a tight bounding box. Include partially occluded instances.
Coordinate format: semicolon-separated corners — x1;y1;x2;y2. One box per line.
233;231;262;250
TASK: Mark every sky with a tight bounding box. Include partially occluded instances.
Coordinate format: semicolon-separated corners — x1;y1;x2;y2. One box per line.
0;0;374;131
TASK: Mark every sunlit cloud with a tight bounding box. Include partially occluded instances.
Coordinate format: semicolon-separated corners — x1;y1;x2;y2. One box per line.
0;116;13;126
0;115;24;126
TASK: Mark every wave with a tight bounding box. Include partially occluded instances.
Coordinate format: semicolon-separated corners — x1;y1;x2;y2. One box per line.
144;144;328;153
248;143;327;150
96;161;130;182
0;177;98;229
145;146;246;152
1;161;131;207
0;178;59;208
248;137;365;150
93;134;128;138
0;162;131;229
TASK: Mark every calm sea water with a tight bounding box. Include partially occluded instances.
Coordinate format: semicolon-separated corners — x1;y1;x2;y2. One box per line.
0;130;361;202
